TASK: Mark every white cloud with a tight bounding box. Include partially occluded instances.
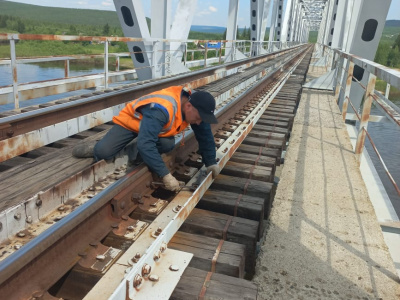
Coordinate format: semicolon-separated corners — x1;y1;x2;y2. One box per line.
197;5;218;16
101;0;112;6
77;1;88;5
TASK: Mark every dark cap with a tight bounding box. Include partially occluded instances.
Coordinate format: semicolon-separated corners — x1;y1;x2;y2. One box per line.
189;91;218;124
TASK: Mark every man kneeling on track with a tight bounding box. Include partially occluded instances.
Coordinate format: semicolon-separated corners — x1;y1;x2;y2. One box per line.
72;86;221;191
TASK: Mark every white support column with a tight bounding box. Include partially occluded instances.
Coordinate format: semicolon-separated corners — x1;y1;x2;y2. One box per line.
289;0;299;41
250;0;261;56
331;0;349;49
151;0;171;77
113;0;152;80
322;0;334;45
225;0;246;62
268;0;279;49
345;0;392;112
275;0;284;43
326;0;339;47
293;4;303;42
281;0;293;44
259;0;271;41
170;0;197;59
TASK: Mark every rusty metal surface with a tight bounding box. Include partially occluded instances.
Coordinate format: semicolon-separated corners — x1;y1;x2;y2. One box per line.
90;45;311;300
0;44;310;299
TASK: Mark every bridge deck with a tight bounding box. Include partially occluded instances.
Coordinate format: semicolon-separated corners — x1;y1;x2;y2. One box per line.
253;67;400;299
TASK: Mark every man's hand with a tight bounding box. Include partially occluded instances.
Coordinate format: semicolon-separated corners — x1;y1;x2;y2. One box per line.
206;164;220;179
162;173;182;191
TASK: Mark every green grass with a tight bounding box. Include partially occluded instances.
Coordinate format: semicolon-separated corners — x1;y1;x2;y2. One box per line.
0;1;121;27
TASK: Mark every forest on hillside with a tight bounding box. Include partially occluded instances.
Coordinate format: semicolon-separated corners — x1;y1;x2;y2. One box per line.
0;10;400;68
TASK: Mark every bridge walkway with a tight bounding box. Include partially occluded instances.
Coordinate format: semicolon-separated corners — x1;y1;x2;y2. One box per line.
252;66;400;299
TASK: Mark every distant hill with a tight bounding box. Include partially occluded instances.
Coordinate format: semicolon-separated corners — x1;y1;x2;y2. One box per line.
386;20;400;27
1;1;399;35
190;25;226;34
0;1;121;27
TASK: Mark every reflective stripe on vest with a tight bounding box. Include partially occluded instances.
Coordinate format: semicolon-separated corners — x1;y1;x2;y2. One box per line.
131;94;178;133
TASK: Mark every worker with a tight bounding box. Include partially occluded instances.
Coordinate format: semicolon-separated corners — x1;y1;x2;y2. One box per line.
73;86;220;191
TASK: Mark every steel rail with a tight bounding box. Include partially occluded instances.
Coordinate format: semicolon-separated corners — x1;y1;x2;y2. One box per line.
109;46;312;300
0;45;310;298
0;46;302;140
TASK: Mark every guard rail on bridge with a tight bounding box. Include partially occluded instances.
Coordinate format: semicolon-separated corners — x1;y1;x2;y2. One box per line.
0;33;299;110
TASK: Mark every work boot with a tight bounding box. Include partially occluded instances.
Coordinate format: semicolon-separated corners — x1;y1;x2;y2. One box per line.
72;143;95;158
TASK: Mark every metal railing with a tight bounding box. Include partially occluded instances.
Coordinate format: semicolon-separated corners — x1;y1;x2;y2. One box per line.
0;33;300;110
329;46;400;197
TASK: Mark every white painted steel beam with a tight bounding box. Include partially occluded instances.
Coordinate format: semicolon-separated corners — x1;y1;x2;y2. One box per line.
151;0;171;78
281;0;293;43
250;0;261;56
169;0;197;73
275;0;284;43
225;0;247;62
339;0;392;111
113;0;153;80
268;0;279;48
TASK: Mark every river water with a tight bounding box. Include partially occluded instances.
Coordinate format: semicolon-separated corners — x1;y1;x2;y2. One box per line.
0;63;399;216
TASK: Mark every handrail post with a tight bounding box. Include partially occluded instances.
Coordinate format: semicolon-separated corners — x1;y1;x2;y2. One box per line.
341;60;354;121
184;43;187;66
385;83;390;99
116;56;120;72
204;42;208;68
355;72;376;163
333;54;344;102
104;40;109;89
64;59;70;78
10;38;19;109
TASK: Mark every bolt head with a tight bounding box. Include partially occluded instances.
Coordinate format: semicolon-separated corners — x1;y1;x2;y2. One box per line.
169;265;179;271
96;255;106;261
14;213;21;220
141;264;152;277
153;250;161;262
26;216;33;223
135;252;141;259
36;199;42;207
160;243;167;253
149;274;159;282
133;274;143;288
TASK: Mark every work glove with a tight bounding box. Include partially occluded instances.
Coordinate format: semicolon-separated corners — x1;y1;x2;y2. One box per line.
162;173;182;192
206;164;220;179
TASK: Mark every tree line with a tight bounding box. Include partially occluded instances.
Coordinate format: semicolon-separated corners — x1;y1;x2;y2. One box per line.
374;34;400;68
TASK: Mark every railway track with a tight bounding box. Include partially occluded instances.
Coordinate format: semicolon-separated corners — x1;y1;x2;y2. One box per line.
0;45;312;299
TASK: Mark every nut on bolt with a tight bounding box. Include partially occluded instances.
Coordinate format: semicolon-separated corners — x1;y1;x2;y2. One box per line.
152;227;162;238
173;205;182;213
141;264;152;277
133;274;143;289
132;252;141;263
153;250;161;262
160;242;167;253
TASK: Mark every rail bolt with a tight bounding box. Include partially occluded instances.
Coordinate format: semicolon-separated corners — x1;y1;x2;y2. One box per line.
133;274;143;289
160;243;167;253
132;252;141;263
141;264;152;277
14;213;21;221
153;250;161;262
172;205;182;213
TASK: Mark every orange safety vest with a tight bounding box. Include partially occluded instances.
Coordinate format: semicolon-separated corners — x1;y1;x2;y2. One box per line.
113;86;190;137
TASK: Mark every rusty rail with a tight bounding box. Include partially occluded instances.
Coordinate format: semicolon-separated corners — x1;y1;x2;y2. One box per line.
0;44;311;299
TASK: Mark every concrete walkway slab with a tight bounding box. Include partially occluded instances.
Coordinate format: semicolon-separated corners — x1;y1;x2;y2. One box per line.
253;88;400;299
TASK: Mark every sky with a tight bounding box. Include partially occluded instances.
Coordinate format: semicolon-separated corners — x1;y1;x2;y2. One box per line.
5;0;400;28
